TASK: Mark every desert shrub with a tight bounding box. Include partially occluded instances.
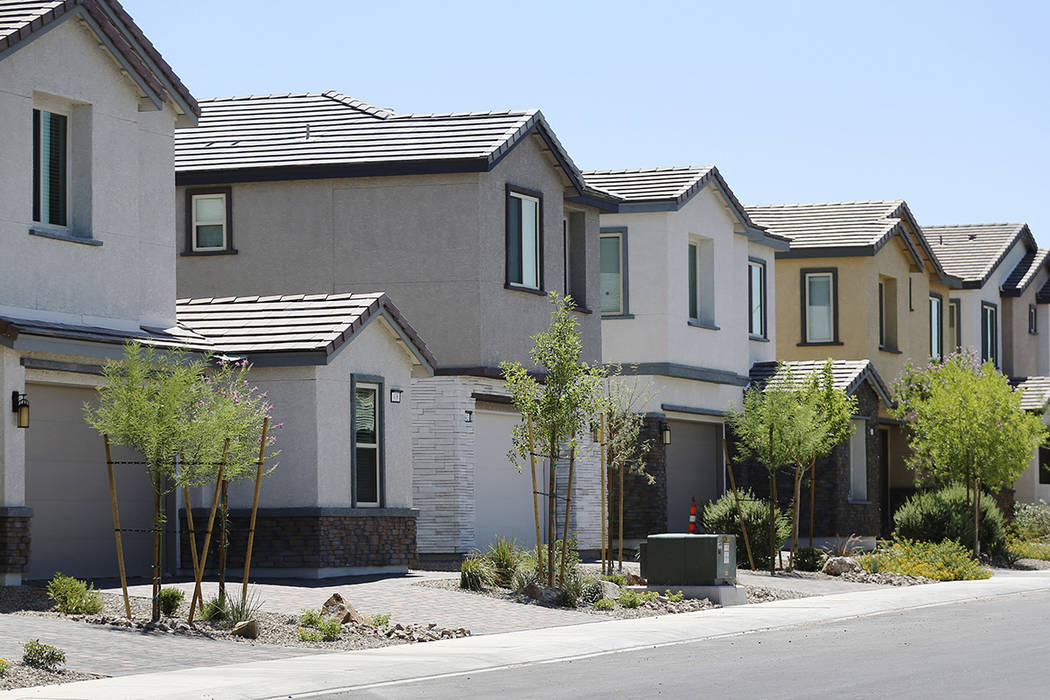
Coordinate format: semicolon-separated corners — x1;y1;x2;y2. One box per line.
1007;538;1050;561
511;565;536;591
618;589;642;609
487;537;519;587
793;547;825;572
555;589;577;608
200;594;229;621
299;608;322;626
46;573;103;615
664;590;684;603
702;489;791;569
1015;501;1050;541
23;640;65;672
224;589;263;624
593;598;615;611
370;613;391;627
894;485;1007;556
460;555;496;591
316;618;343;641
0;658;7;676
601;573;627;587
581;578;604;603
858;537;990;581
823;533;863;557
157;587;184;617
298;627;323;642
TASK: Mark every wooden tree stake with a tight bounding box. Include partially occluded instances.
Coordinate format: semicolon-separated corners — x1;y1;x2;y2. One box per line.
242;417;270;604
618;441;624;573
809;456;816;549
183;484;201;602
599;414;607;576
188;439;230;624
527;415;544;582
151;474;162;621
104;436;132;620
548;436;557;586
558;447;576;587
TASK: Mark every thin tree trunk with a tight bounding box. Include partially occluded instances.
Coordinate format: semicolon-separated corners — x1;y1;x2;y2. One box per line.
150;473;163;621
242;417;270;604
618;439;625;573
548;436;557;586
104;437;132;620
599;414;607;577
771;472;782;570
188;439;230;624
559;448;576;587
791;467;802;568
217;479;229;602
974;481;982;560
767;472;776;575
527;415;544;583
809;456;816;549
723;436;754;570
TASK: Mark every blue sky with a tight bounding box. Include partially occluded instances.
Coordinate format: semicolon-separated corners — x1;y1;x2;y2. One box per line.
128;0;1050;242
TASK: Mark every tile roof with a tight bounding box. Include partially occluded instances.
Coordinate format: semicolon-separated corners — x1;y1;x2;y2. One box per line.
745;200;907;251
175;292;435;369
0;312;208;349
0;0;198;119
924;223;1033;287
583;166;715;202
1013;376;1050;412
748;359;892;406
1001;247;1050;297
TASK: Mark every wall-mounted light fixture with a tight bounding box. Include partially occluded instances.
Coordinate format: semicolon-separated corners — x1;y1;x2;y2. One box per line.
11;391;29;429
661;421;671;445
390;388;403;403
464;410;473;423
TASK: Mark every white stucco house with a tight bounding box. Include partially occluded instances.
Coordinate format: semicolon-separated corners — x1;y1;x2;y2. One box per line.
582;166;789;542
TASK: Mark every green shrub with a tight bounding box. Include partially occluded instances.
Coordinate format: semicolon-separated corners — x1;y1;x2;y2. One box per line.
157;587;184;617
793;547;825;572
581;578;604;603
702;489;791;569
200;594;229;621
554;589;577;608
299;608;322;626
858;537;990;581
601;573;627;587
487;537;519;587
23;640;65;672
316;618;343;640
593;598;615;610
893;485;1007;556
298;627;323;642
618;589;642;609
664;590;684;603
46;573;103;615
1007;538;1050;561
1015;501;1050;541
0;657;8;676
511;565;536;591
370;612;391;627
225;589;263;625
460;555;496;591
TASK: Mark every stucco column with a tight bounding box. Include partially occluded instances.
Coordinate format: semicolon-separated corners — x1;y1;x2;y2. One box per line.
0;347;27;584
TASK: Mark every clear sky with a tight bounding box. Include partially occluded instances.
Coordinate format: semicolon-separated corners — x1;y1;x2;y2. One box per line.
127;0;1050;243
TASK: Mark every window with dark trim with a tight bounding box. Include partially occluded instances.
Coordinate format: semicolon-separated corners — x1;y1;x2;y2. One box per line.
600;231;625;315
353;381;382;507
929;294;943;360
688;242;699;320
981;302;998;366
801;268;838;344
1030;304;1038;335
506;185;542;290
1040;447;1050;485
748;259;766;338
878;281;886;347
948;299;961;352
32;108;69;227
184;187;235;254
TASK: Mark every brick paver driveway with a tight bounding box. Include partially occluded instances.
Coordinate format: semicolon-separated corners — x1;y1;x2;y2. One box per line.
101;571;599;636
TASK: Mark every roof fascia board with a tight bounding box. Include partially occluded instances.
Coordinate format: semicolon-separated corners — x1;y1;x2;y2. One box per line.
754;232;791;251
613;361;750;387
373;308;436;374
176;157;490;186
883;222;925;272
775;245;877;259
565;193;618;212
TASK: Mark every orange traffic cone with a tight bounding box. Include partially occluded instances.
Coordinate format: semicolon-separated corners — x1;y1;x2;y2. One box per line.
688;496;698;533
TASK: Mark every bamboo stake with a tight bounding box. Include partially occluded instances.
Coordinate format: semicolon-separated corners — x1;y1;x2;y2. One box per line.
104;436;132;620
183;484;201;601
618;438;624;573
599;414;607;577
548;436;557;586
723;436;755;571
790;468;802;569
527;415;544;582
188;439;230;624
768;425;776;575
558;447;576;587
151;475;162;621
217;478;229;602
242;417;270;604
809;456;816;549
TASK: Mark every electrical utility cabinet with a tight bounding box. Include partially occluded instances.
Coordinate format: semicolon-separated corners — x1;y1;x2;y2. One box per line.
639;533;736;586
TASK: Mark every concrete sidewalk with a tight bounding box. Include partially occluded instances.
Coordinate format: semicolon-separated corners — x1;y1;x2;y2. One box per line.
15;569;1050;699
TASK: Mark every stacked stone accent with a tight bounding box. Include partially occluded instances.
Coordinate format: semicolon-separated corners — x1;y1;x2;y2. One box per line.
609;417;667;542
178;508;416;571
0;507;31;574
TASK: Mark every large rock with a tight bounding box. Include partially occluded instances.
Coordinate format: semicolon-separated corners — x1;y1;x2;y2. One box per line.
322;593;367;625
822;556;861;576
599;580;621;600
231;620;258;639
522;582;567;605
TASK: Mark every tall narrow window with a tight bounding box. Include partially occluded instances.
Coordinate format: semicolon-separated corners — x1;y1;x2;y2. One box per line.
32;109;68;227
507;189;541;289
804;271;835;343
878;281;886;347
929;295;943;359
688;242;699;320
191;193;227;251
1040;447;1050;486
599;232;624;314
562;218;570;297
948;299;961;352
354;384;380;506
849;419;867;502
1030;304;1038;335
748;260;766;337
981;303;998;366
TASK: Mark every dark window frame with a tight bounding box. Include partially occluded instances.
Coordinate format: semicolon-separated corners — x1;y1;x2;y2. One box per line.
878;280;886;347
1030;303;1039;335
599;226;630;317
948;298;962;352
688;241;699;321
1040;446;1050;485
183;186;236;255
929;292;944;360
504;183;544;292
748;257;767;339
350;373;385;508
32;107;69;228
981;301;999;367
799;267;840;346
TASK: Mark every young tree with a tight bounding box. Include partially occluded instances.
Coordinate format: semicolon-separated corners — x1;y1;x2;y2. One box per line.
502;293;605;587
893;351;1046;557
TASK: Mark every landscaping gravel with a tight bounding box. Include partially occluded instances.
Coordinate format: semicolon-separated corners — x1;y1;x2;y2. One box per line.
840;571;934;586
745;586;811;604
0;663;102;691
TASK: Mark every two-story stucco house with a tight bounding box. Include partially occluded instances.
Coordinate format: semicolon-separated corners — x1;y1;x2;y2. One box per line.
743;201;962;536
578;167;788;542
172;92;619;561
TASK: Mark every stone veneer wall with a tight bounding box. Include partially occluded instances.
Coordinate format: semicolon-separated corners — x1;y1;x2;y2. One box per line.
411;375;601;555
0;507;31;574
178;508;416;572
609;417;667;542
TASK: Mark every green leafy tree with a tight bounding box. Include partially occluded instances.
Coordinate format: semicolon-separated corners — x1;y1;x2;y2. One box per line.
502;293;605;586
893;351;1046;557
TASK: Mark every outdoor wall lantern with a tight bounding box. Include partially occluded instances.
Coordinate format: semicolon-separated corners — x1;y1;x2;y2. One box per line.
390;388;403;403
11;391;29;429
464;410;474;423
661;421;671;445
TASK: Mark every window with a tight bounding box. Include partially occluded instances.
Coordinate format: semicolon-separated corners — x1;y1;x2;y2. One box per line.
599;231;625;314
848;419;867;502
930;295;943;359
803;270;836;343
948;299;961;352
506;187;541;290
748;259;766;338
878;281;886;347
32;108;69;227
1040;447;1050;486
562;218;570;297
981;302;998;366
687;237;715;326
877;277;898;350
184;187;234;253
353;383;381;506
1030;304;1038;335
688;242;699;320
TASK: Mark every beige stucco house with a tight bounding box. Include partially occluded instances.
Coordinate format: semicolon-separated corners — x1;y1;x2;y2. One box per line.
581;167;787;542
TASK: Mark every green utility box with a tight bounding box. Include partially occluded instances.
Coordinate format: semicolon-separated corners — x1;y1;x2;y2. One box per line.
639;534;736;586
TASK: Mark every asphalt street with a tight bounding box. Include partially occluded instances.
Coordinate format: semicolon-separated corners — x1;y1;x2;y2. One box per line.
344;589;1050;700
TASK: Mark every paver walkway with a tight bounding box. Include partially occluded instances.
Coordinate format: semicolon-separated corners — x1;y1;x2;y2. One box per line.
0;614;322;677
100;571;599;636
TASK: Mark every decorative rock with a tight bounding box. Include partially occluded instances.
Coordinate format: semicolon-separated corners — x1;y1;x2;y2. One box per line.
822;556;861;576
321;593;367;625
231;620;259;639
599;580;622;600
522;581;567;605
624;573;647;586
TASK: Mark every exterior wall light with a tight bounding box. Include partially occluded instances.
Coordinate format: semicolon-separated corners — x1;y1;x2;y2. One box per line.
11;391;29;429
661;421;671;445
390;388;403;403
465;410;473;423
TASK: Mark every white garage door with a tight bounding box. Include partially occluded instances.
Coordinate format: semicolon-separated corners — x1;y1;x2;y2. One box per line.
25;383;156;580
473;408;547;551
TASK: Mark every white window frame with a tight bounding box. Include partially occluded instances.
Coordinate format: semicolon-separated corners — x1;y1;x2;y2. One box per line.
748;259;766;338
353;382;381;507
33;102;72;229
929;295;943;359
508;190;540;290
804;271;835;343
848;419;867;502
191;193;228;252
599;231;625;315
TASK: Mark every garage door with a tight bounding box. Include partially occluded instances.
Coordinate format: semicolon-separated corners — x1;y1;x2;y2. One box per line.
473;408;547;551
25;383;156;580
664;420;723;532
